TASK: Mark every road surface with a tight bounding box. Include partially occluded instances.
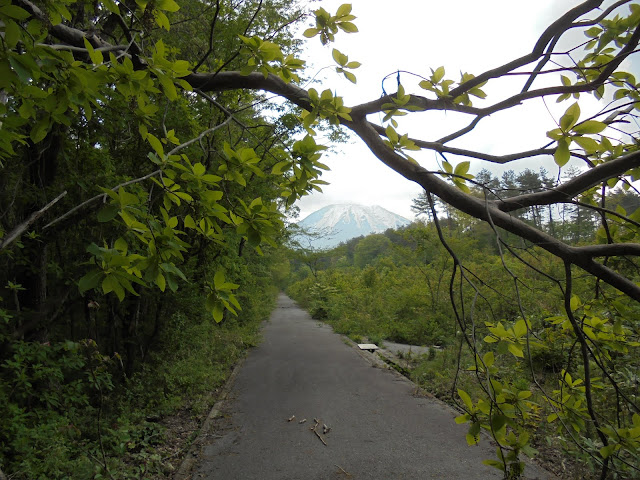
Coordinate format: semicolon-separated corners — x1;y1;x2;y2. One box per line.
190;294;552;479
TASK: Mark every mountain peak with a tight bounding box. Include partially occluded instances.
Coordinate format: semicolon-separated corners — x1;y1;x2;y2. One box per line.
296;204;411;249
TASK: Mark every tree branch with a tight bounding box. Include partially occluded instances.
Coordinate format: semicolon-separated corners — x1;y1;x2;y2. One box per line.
346;118;640;301
43;171;161;230
0;191;67;251
448;0;605;99
494;150;640;212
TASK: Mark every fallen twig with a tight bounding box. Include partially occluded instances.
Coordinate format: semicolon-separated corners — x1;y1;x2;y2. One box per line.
335;464;353;478
313;428;327;446
309;418;327;446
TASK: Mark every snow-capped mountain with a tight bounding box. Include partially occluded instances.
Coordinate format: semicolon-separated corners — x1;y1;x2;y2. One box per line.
295;204;411;249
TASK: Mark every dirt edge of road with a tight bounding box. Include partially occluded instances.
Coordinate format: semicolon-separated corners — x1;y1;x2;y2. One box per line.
172;356;247;480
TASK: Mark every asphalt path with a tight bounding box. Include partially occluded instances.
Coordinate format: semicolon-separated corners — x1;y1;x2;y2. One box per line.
191;294;553;479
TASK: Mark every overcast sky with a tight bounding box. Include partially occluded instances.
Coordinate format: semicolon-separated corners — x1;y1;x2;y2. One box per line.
290;0;634;221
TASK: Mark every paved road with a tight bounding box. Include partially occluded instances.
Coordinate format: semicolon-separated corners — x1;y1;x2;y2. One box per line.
191;294;552;479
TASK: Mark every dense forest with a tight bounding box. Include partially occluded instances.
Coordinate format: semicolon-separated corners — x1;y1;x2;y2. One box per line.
0;0;310;477
2;0;640;478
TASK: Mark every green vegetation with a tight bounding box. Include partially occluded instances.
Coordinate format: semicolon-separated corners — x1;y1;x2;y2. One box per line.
2;0;640;478
288;178;640;479
0;0;306;477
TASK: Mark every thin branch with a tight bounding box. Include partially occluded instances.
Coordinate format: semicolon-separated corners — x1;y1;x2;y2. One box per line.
0;191;67;251
36;43;129;53
494;150;640;212
43;171;161;230
563;262;610;480
193;0;221;73
447;0;606;99
369;122;558;164
167;115;234;156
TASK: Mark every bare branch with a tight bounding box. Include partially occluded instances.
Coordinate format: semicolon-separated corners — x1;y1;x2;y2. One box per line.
167;115;234;156
370;122;558;164
494;150;640;212
448;0;605;99
0;191;67;250
193;0;221;73
44;171;161;230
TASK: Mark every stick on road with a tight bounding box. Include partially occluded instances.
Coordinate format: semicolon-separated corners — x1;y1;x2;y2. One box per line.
192;294;552;479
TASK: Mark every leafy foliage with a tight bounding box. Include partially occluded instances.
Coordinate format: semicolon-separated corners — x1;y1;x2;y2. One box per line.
3;0;640;478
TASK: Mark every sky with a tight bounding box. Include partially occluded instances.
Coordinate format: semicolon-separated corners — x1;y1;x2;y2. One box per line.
290;0;636;221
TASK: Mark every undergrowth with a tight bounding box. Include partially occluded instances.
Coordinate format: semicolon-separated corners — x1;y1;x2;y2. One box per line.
0;286;275;479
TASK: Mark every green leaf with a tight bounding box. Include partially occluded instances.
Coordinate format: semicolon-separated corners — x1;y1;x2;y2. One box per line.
483;351;494;368
9;55;34;83
336;3;352;17
468;88;486;99
78;269;103;294
303;28;319;38
514;319;527;337
454;161;470;176
337;21;358;33
455;414;470;424
490;414;507;433
508;343;524;358
103;0;120;14
158;74;178;101
83;37;103;65
97;205;119;222
482;459;505;472
155;10;170;30
184;214;196;229
432;66;445;84
554;138;570;167
332;48;348;66
570;295;581;311
0;5;31;19
585;26;602;38
385;125;398;144
458;389;473;410
147;133;164;157
560;102;580;131
30;116;50;143
102;275;125;301
4;20;21;49
344;71;357;83
212;304;224;322
573;120;607;134
214;270;225;289
114;237;128;254
157;0;180;12
546;128;563;141
600;444;617;459
572;136;599;153
193;163;206;176
156;272;166;292
467;422;480;445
